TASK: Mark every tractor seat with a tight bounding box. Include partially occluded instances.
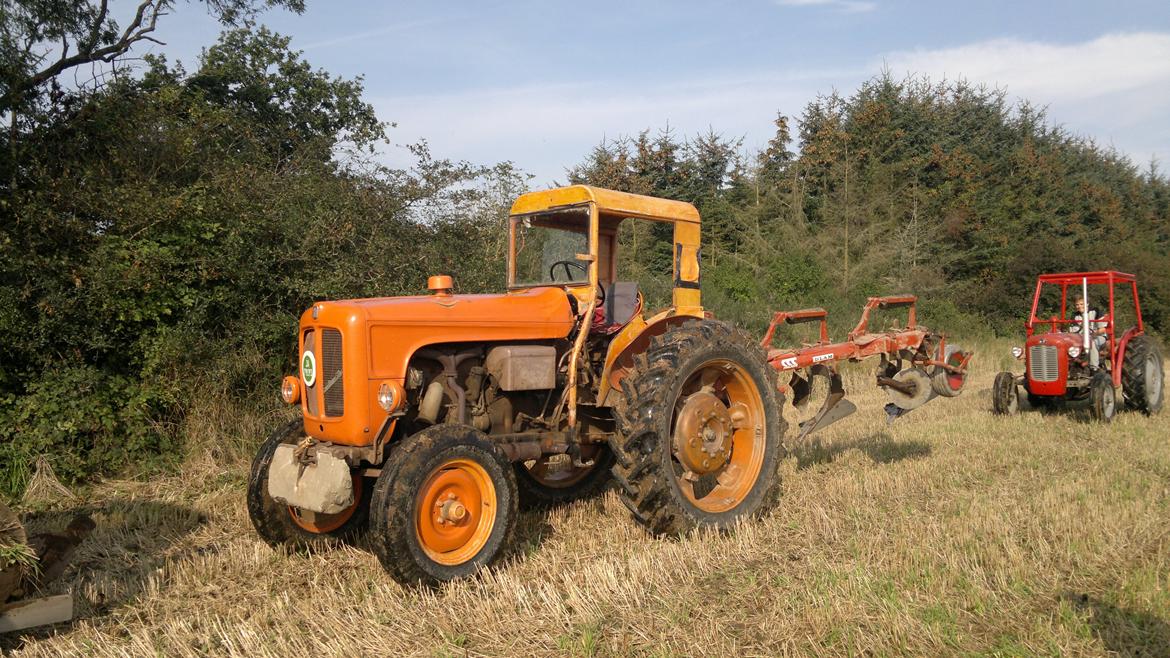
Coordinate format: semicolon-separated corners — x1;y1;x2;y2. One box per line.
601;281;641;333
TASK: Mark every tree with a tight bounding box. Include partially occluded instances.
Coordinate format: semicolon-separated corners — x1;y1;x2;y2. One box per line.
0;0;304;114
757;111;794;189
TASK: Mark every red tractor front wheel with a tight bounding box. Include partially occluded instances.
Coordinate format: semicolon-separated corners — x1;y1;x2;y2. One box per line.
992;372;1019;415
1089;373;1116;423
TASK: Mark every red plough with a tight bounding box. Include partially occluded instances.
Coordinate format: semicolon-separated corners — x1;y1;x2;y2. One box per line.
760;295;974;438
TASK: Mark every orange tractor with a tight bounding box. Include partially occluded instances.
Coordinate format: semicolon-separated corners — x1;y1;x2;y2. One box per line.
247;185;971;585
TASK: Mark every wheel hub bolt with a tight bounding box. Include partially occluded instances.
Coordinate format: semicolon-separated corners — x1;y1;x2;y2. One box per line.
438;499;467;523
448;502;467;521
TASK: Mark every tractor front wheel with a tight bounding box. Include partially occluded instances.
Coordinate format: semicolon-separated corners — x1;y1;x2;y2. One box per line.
992;372;1019;415
611;320;785;536
369;424;518;586
1122;336;1164;415
1089;372;1116;423
514;444;615;509
247;420;368;548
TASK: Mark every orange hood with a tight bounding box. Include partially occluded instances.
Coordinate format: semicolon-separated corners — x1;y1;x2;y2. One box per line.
301;286;575;380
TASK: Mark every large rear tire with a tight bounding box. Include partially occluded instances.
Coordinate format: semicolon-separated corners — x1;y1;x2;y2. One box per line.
1122;335;1164;415
992;372;1019;415
369;425;518;586
610;320;786;536
247;420;368;548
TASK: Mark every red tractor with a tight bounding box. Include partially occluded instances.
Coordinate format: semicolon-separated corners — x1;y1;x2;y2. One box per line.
993;271;1163;421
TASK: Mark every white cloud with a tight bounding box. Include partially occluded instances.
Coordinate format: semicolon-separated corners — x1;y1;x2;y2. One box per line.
773;0;877;13
371;32;1170;184
880;32;1170;164
881;32;1170;104
370;70;856;185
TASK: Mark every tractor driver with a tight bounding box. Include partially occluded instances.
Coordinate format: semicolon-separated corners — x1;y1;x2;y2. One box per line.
1069;295;1108;368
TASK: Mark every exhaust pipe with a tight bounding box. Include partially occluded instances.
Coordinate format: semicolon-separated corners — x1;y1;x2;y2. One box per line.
1082;277;1090;354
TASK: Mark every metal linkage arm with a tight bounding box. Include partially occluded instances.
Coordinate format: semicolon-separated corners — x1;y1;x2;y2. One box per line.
760;307;829;348
849;295;917;340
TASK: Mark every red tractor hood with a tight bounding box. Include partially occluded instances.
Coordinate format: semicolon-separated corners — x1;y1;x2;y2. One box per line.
1026;331;1082;349
1024;331;1082;396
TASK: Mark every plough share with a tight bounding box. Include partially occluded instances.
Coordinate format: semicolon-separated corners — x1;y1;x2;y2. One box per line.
760;295;973;438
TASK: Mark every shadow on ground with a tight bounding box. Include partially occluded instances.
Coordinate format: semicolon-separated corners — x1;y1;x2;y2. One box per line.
506;508;558;564
793;432;932;470
1064;592;1170;657
1;499;206;651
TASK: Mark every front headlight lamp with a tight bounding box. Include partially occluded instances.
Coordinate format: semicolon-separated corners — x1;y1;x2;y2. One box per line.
280;375;300;404
1067;346;1082;358
1011;346;1024;359
378;381;405;412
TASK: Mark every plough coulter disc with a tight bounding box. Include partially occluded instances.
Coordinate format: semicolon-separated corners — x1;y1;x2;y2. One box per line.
0;503;28;603
931;344;968;398
886;368;933;410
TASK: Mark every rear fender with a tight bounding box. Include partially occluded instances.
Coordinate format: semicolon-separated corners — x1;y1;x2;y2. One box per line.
596;308;703;406
1114;327;1142;387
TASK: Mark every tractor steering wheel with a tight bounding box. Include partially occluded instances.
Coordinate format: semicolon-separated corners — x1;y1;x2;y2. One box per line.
548;260;605;306
549;260;587;282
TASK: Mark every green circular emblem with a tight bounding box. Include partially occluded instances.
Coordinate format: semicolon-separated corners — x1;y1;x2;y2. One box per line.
301;351;317;387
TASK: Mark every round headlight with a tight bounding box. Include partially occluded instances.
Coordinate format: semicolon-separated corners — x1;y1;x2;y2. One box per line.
281;375;300;404
378;381;404;412
1011;346;1024;359
1067;346;1082;358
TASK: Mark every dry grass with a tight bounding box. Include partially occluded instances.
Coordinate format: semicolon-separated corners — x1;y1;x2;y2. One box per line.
3;345;1168;657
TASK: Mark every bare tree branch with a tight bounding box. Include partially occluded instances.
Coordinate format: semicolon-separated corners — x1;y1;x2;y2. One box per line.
5;1;167;108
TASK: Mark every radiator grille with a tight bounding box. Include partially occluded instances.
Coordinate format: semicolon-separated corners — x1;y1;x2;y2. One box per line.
1029;345;1059;382
321;328;344;417
302;329;319;416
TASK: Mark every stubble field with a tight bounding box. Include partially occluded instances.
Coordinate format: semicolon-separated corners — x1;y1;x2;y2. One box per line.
3;345;1168;657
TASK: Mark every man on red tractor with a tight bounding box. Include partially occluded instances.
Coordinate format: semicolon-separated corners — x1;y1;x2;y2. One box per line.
993;271;1163;422
1069;295;1108;368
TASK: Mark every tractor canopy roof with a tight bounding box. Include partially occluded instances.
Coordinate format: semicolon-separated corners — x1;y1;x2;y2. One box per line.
1036;270;1137;285
510;185;700;225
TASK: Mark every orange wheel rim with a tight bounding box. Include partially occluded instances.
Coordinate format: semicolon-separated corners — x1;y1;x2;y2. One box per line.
523;445;601;489
288;474;362;534
415;458;497;566
671;359;766;514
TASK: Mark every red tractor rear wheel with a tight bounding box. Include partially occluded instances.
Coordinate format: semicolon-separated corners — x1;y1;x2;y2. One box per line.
1122;336;1164;415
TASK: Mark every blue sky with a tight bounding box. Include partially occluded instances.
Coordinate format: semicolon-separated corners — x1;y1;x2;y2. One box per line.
146;0;1170;185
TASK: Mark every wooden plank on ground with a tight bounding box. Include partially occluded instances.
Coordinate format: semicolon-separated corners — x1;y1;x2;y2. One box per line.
0;594;73;633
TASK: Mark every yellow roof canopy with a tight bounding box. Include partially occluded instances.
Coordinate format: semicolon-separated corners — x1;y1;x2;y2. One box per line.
510;185;700;225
